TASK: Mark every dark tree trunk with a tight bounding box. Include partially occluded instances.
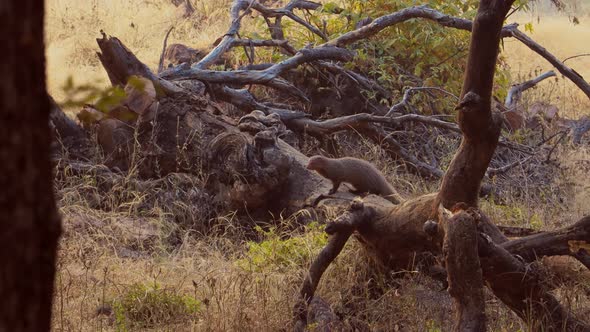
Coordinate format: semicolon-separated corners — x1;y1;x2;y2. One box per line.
0;0;62;330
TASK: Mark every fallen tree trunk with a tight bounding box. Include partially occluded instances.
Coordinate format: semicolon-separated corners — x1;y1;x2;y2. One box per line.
479;231;590;332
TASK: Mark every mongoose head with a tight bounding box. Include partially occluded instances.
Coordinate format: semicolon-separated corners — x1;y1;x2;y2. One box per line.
307;155;328;170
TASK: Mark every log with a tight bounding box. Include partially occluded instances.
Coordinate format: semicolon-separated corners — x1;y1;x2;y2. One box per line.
478;232;590;332
49;96;93;160
502;216;590;267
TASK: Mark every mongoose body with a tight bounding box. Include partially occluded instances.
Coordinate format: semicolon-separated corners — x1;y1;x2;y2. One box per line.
307;155;401;204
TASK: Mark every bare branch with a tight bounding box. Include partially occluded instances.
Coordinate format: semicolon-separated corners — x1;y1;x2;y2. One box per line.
294;201;373;331
506;26;590;99
563;53;590;63
486;155;534;177
157;26;174;74
504;70;556;108
193;0;250;69
163;47;352;82
162;47;352;99
479;232;590;331
502;216;590;263
386;87;459;116
322;5;516;48
249;0;327;41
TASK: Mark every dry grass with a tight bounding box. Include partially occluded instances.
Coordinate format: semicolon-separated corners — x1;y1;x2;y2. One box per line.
45;0;232;110
47;1;590;331
503;12;590;118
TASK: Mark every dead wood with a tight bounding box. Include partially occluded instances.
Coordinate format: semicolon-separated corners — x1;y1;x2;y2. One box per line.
162;46;353;100
157;26;175;74
496;225;542;237
501;216;590;267
97;32;185;96
478;232;590;332
49;96;93;160
305;297;345;331
439;206;486;331
505;70;556;108
294;200;375;331
505;25;590;99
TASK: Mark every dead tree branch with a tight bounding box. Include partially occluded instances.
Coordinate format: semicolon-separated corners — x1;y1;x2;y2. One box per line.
505;70;556;108
386;87;459;116
502;216;590;268
506;26;590;99
249;0;326;41
294;201;375;331
97;32;184;96
479;233;590;332
323;5;516;48
157;26;174;74
193;0;250;69
486;155;534;177
162;47;352;100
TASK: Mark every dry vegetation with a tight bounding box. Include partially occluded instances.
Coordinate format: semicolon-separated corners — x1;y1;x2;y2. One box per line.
46;0;590;331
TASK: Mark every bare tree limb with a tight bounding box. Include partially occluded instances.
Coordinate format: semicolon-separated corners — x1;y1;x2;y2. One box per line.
562;53;590;63
294;201;374;331
502;216;590;265
506;26;590;99
504;70;556;108
163;46;352;84
479;232;590;331
249;0;327;41
386;86;459;116
486;155;534;177
323;5;516;48
157;26;175;74
193;0;250;69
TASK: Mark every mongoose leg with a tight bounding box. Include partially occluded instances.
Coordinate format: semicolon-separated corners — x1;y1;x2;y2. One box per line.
328;181;341;195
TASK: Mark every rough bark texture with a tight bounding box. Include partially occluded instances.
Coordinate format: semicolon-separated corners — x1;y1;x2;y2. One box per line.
439;207;486;331
437;0;512;209
0;0;62;330
431;2;515;330
478;233;590;332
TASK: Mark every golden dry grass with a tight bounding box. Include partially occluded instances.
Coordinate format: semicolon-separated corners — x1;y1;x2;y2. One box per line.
46;1;590;331
45;0;232;109
503;12;590;118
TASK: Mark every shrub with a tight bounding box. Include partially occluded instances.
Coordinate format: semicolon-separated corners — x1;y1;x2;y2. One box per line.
112;282;201;330
237;222;328;273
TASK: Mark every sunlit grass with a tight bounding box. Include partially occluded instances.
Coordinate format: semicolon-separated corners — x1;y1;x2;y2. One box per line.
504;13;590;118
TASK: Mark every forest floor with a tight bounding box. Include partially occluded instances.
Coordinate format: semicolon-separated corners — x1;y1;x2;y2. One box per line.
47;0;590;331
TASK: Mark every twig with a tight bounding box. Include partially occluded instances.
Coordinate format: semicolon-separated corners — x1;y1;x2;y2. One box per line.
486;155;534;177
562;53;590;63
386;87;459;116
157;26;175;74
545;130;568;162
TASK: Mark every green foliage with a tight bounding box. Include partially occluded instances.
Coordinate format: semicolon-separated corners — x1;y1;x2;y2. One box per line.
61;76;126;113
236;222;328;273
241;0;513;114
425;319;443;332
112;282;201;330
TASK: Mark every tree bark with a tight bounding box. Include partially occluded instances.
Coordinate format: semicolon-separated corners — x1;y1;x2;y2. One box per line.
0;0;62;330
